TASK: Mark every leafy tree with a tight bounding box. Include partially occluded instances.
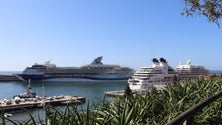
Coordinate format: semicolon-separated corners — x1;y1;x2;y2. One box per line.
182;0;222;27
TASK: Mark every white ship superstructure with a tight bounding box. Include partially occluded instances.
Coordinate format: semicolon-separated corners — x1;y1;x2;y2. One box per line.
176;59;209;79
128;58;177;90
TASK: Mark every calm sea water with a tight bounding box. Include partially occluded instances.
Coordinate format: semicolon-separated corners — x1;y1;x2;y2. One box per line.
0;80;126;123
0;81;126;100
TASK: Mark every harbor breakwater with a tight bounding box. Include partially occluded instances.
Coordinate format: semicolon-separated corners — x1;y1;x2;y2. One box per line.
0;75;21;82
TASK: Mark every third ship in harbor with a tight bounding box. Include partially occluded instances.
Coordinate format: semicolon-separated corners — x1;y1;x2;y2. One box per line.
20;57;135;82
128;58;209;90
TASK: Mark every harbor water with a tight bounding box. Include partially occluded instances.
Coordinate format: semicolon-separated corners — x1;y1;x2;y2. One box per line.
0;80;126;123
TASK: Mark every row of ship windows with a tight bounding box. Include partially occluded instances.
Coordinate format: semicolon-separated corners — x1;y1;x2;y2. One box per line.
177;70;207;72
136;72;163;74
139;71;163;73
83;67;115;70
177;68;205;70
133;74;154;77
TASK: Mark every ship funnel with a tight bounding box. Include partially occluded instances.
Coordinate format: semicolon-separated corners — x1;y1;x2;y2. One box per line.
152;58;159;63
159;58;167;63
187;59;191;65
90;56;103;65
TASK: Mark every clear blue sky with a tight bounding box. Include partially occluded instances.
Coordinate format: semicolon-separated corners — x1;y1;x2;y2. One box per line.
0;0;222;71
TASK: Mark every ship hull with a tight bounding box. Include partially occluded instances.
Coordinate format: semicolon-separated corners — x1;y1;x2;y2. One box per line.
22;74;44;81
44;78;128;82
21;74;130;82
129;80;167;90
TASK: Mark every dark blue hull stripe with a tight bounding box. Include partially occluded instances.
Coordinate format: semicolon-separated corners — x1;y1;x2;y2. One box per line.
21;74;129;81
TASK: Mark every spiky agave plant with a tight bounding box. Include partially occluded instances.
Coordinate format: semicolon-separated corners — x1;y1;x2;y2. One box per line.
163;77;222;124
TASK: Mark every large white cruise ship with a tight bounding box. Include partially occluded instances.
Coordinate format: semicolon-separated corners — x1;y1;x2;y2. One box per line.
176;59;209;79
129;58;209;91
128;58;177;90
21;57;135;82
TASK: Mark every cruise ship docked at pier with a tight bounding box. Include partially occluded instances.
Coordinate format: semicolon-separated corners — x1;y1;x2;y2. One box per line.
128;58;177;90
21;57;135;82
176;59;209;79
128;58;209;90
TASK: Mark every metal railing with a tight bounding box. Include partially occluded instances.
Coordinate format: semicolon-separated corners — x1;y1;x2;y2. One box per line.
166;90;222;125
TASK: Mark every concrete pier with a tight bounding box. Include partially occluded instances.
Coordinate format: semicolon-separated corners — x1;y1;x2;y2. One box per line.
105;90;147;97
105;90;125;97
0;95;85;112
105;85;166;97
